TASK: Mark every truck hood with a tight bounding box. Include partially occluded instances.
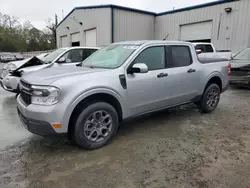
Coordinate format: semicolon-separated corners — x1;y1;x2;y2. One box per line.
21;66;108;85
230;59;250;77
230;59;250;68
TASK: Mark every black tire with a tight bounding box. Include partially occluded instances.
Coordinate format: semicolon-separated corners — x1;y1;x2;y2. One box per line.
74;102;119;150
200;84;220;113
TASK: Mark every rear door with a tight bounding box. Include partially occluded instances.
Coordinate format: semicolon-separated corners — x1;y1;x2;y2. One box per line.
167;45;201;104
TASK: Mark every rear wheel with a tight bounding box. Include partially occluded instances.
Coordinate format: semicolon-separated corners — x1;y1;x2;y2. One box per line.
200;84;220;113
74;102;119;150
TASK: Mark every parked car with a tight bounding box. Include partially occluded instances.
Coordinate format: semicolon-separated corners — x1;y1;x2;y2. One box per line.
193;43;232;60
13;53;24;61
17;40;230;149
0;53;49;86
0;52;16;62
0;47;99;93
229;48;250;86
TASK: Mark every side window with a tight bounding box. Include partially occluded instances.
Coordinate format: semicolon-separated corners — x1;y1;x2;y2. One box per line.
170;46;192;67
204;45;214;53
60;49;83;63
133;47;165;71
82;49;98;61
195;45;205;53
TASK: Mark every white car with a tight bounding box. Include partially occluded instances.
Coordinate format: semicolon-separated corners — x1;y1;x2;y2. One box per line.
0;47;99;93
193;43;232;60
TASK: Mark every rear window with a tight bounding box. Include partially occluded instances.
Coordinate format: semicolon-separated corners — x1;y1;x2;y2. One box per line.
204;45;214;53
170;46;192;67
195;44;214;53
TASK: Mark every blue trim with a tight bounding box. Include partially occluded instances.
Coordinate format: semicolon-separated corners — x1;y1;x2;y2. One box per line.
111;8;114;43
157;0;238;16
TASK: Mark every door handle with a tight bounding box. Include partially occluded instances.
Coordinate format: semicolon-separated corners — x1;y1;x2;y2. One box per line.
187;69;196;73
157;73;168;78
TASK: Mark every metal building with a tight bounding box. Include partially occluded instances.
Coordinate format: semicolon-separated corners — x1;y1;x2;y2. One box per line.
56;5;155;48
155;0;250;53
56;0;250;53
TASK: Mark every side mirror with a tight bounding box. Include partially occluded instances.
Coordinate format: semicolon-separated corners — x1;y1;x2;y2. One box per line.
128;63;148;74
196;49;202;55
57;57;66;63
231;53;236;59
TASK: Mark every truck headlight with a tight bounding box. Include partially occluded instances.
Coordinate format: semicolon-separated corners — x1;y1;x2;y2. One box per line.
31;85;60;105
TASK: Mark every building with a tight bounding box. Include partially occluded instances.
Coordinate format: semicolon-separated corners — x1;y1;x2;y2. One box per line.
56;0;250;53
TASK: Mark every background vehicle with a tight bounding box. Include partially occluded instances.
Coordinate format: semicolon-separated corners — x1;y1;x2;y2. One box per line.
0;47;99;93
13;53;24;61
0;52;16;62
193;43;232;60
229;48;250;86
17;41;230;150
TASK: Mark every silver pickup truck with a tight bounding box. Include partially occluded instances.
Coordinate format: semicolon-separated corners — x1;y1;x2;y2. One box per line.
17;41;230;149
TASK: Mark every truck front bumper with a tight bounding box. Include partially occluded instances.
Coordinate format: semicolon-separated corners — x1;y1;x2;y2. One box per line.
17;107;57;136
17;95;68;136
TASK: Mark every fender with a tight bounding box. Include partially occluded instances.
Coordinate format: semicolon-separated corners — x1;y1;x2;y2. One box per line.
62;87;126;128
203;71;223;91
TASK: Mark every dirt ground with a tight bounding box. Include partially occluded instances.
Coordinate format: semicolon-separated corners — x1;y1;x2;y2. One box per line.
1;85;250;188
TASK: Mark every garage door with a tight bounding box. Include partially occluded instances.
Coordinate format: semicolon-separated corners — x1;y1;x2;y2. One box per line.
71;32;80;46
180;21;212;42
60;36;68;47
85;29;97;47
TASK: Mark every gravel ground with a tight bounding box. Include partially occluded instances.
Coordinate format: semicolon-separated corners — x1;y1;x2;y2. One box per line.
0;85;250;188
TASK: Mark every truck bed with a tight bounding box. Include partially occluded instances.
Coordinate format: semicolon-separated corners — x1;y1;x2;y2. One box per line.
198;57;229;64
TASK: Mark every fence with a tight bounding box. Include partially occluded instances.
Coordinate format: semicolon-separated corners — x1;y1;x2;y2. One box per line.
21;50;55;58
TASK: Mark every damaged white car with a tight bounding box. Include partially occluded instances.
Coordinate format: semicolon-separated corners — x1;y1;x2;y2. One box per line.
0;47;99;93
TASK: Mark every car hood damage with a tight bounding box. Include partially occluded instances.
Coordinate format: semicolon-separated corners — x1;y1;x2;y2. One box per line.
10;56;45;77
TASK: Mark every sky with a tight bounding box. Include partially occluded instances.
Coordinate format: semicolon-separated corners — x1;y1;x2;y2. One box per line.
0;0;213;29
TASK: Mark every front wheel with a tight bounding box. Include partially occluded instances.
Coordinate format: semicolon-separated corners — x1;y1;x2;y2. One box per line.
74;102;119;150
200;84;221;113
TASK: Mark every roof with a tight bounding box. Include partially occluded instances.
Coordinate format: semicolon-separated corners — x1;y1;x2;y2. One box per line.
157;0;237;16
57;0;237;28
60;47;100;50
113;40;192;45
57;4;156;28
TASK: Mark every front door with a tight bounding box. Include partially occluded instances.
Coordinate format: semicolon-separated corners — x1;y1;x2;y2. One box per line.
126;46;172;116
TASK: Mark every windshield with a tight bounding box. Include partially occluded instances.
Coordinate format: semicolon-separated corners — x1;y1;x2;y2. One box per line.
42;48;67;63
233;48;250;60
82;44;138;69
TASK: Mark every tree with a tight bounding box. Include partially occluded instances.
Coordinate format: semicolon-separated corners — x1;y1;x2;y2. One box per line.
45;14;58;49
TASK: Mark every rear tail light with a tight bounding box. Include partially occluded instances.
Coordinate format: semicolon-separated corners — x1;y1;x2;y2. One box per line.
228;63;231;76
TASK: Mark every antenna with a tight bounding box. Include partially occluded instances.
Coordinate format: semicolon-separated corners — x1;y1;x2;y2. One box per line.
163;34;169;40
62;9;64;19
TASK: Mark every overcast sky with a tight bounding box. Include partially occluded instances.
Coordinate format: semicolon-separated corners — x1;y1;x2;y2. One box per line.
0;0;213;29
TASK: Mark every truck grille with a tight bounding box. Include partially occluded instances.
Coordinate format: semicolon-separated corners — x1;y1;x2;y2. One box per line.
20;91;32;105
20;80;32;105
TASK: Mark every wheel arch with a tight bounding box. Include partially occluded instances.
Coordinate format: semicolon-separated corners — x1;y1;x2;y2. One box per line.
204;75;222;93
67;92;123;138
